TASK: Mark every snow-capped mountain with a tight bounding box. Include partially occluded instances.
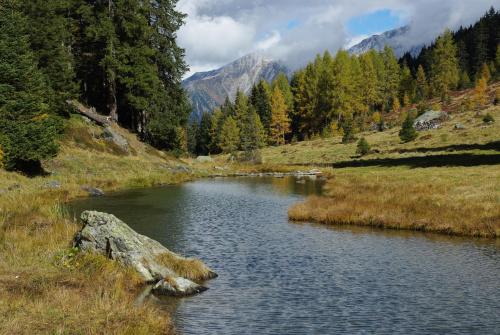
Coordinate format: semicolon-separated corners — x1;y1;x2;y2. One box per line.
183;53;289;120
348;26;424;58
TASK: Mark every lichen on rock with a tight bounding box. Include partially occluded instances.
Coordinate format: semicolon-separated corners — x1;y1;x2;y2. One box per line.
74;211;217;296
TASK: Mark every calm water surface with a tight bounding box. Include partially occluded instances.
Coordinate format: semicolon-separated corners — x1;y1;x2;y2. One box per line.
72;177;500;335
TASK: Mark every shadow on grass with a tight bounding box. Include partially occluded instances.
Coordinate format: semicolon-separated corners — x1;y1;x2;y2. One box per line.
298;153;500;169
387;140;500;154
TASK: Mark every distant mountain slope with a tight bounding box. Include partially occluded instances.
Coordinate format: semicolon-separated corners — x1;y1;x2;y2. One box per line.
183;53;289;120
348;26;424;58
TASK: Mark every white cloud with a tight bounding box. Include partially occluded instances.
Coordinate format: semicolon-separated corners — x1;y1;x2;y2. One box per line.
256;31;281;51
178;0;500;78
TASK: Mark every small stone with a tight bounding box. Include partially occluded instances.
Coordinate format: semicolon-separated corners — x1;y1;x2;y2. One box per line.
196;156;214;163
44;181;61;189
454;123;466;130
81;186;105;197
152;277;208;296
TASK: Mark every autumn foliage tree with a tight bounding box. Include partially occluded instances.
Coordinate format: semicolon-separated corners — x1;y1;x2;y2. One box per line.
270;87;291;145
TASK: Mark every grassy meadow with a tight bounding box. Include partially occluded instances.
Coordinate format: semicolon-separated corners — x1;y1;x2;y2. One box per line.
0;117;210;335
280;86;500;237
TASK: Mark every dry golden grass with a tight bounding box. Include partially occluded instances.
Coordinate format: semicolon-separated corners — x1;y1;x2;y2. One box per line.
289;166;500;238
0;117;214;335
156;252;216;282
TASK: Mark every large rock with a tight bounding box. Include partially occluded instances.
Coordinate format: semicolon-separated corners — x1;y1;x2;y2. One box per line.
413;110;449;131
74;211;216;296
101;127;129;153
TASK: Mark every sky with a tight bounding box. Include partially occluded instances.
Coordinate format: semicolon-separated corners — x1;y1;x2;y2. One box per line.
177;0;500;77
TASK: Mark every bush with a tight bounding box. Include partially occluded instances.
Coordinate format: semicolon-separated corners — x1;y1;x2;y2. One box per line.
341;119;356;144
483;113;495;123
399;114;418;143
0;116;61;173
237;150;262;164
356;138;370;156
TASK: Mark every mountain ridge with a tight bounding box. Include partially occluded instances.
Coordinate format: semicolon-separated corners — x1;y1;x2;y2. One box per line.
348;25;424;57
183;53;289;120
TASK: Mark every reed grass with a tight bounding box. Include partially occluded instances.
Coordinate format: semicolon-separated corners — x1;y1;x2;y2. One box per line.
289;166;500;237
156;252;216;282
0;117;208;335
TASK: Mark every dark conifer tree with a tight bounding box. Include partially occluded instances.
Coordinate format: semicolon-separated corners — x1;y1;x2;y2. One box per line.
0;1;61;173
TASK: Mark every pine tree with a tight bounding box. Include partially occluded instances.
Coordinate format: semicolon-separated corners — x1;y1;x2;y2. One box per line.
72;0;190;151
250;80;272;134
459;70;472;89
480;63;491;83
0;2;61;173
381;46;401;109
196;112;212;155
221;96;235;118
240;109;266;152
472;20;488;76
187;121;199;154
331;50;356;123
315;51;336;130
399;63;415;103
399;114;418;142
473;77;489;108
272;73;294;112
430;30;460;102
234;89;249;129
415;65;429;102
356;137;370;156
359;53;378;110
270;86;291;145
209;108;224;153
21;0;78;116
219;116;240;154
293;64;318;137
341;117;356;143
370;49;387;109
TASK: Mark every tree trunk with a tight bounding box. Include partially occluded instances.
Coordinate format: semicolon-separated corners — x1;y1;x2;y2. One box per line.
107;0;118;123
108;79;118;122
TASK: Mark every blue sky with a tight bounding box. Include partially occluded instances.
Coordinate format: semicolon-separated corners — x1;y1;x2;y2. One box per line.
347;9;403;36
177;0;499;76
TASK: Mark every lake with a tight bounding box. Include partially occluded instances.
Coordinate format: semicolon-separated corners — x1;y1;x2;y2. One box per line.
72;177;500;335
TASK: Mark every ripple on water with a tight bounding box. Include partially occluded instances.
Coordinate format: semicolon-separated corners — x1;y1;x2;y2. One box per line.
71;177;500;335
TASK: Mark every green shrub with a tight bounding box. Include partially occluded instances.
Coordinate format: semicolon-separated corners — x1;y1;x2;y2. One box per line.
341;119;356;144
356;138;370;156
399;114;418;143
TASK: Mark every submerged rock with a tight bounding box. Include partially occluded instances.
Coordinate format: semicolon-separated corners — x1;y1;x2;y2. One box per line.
74;211;216;296
81;186;105;197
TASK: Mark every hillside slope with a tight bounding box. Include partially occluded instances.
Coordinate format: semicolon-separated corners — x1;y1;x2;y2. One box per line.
0;116;207;335
183;53;289;120
348;26;424;57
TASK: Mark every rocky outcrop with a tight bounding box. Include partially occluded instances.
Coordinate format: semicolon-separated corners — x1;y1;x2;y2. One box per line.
413;111;449;131
101;127;129;153
74;211;216;296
